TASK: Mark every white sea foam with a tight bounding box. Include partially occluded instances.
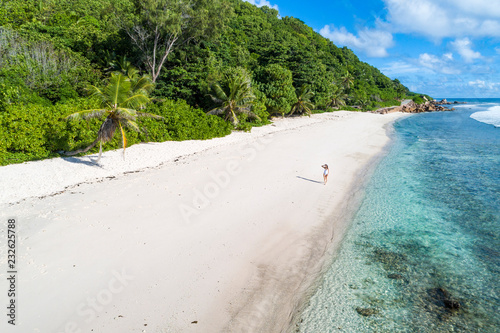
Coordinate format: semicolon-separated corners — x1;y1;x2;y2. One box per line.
470;106;500;127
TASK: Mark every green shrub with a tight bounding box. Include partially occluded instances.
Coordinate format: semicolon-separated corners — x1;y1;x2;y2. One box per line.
0;99;100;165
311;108;327;114
0;98;233;165
412;96;425;104
254;64;297;117
0;103;58;165
142;100;232;141
0;75;51;107
368;99;401;111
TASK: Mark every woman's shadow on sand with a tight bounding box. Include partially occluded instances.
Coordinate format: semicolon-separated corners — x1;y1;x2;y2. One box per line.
296;176;323;184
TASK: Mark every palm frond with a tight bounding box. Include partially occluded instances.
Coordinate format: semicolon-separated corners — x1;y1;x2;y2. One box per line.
115;107;138;120
65;109;107;120
87;84;103;96
86;85;108;104
110;55;133;75
300;87;314;102
123;119;141;132
125;66;139;80
289;85;315;116
208;72;256;127
104;73;131;107
123;93;150;109
210;82;228;102
303;101;315;109
208;94;223;104
207;107;226;116
239;109;261;121
132;75;154;95
233;76;254;104
136;111;163;119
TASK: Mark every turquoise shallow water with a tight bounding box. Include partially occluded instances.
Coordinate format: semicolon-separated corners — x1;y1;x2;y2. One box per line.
297;100;500;332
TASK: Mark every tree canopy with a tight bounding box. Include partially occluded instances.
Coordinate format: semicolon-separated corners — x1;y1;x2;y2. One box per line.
0;0;422;165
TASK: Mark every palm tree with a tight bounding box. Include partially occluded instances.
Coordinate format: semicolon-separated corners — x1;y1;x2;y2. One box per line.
341;71;354;90
63;72;161;161
208;73;259;126
123;67;155;103
359;98;370;110
290;85;315;116
110;56;154;99
326;86;347;109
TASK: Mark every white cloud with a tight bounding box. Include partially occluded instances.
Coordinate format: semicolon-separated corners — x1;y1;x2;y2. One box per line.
418;53;461;74
468;80;498;90
450;38;481;62
320;0;499;60
320;25;394;57
419;53;441;69
244;0;279;11
443;53;453;61
469;79;486;88
384;0;500;39
381;61;421;75
442;0;500;18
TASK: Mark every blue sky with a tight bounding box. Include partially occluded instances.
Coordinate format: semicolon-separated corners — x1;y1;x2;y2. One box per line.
244;0;500;98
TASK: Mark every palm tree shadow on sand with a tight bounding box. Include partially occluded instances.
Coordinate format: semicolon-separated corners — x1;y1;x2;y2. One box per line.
62;156;104;167
296;176;323;184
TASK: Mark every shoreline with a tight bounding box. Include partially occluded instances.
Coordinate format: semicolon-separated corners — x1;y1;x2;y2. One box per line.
288;120;401;331
0;111;407;332
0;112;347;206
225;117;406;332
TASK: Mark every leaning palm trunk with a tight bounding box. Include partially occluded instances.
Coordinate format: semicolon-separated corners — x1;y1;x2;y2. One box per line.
97;117;118;142
63;116;118;161
96;117;118;161
62;137;100;156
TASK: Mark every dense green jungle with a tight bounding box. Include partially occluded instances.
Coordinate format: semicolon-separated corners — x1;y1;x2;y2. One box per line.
0;0;427;165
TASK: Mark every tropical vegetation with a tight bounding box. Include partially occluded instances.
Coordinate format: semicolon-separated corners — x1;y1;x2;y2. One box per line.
0;0;427;166
290;85;315;116
208;69;259;127
64;71;161;161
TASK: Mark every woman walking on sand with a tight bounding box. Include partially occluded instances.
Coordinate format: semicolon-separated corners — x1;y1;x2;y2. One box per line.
322;164;329;185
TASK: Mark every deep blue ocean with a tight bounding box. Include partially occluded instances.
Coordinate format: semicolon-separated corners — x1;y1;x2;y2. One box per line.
298;99;500;332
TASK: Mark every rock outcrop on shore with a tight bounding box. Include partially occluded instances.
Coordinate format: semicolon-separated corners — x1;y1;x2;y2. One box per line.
401;100;455;113
374;98;464;114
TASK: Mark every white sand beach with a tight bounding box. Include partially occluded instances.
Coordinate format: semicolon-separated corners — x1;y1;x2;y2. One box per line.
0;111;404;333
